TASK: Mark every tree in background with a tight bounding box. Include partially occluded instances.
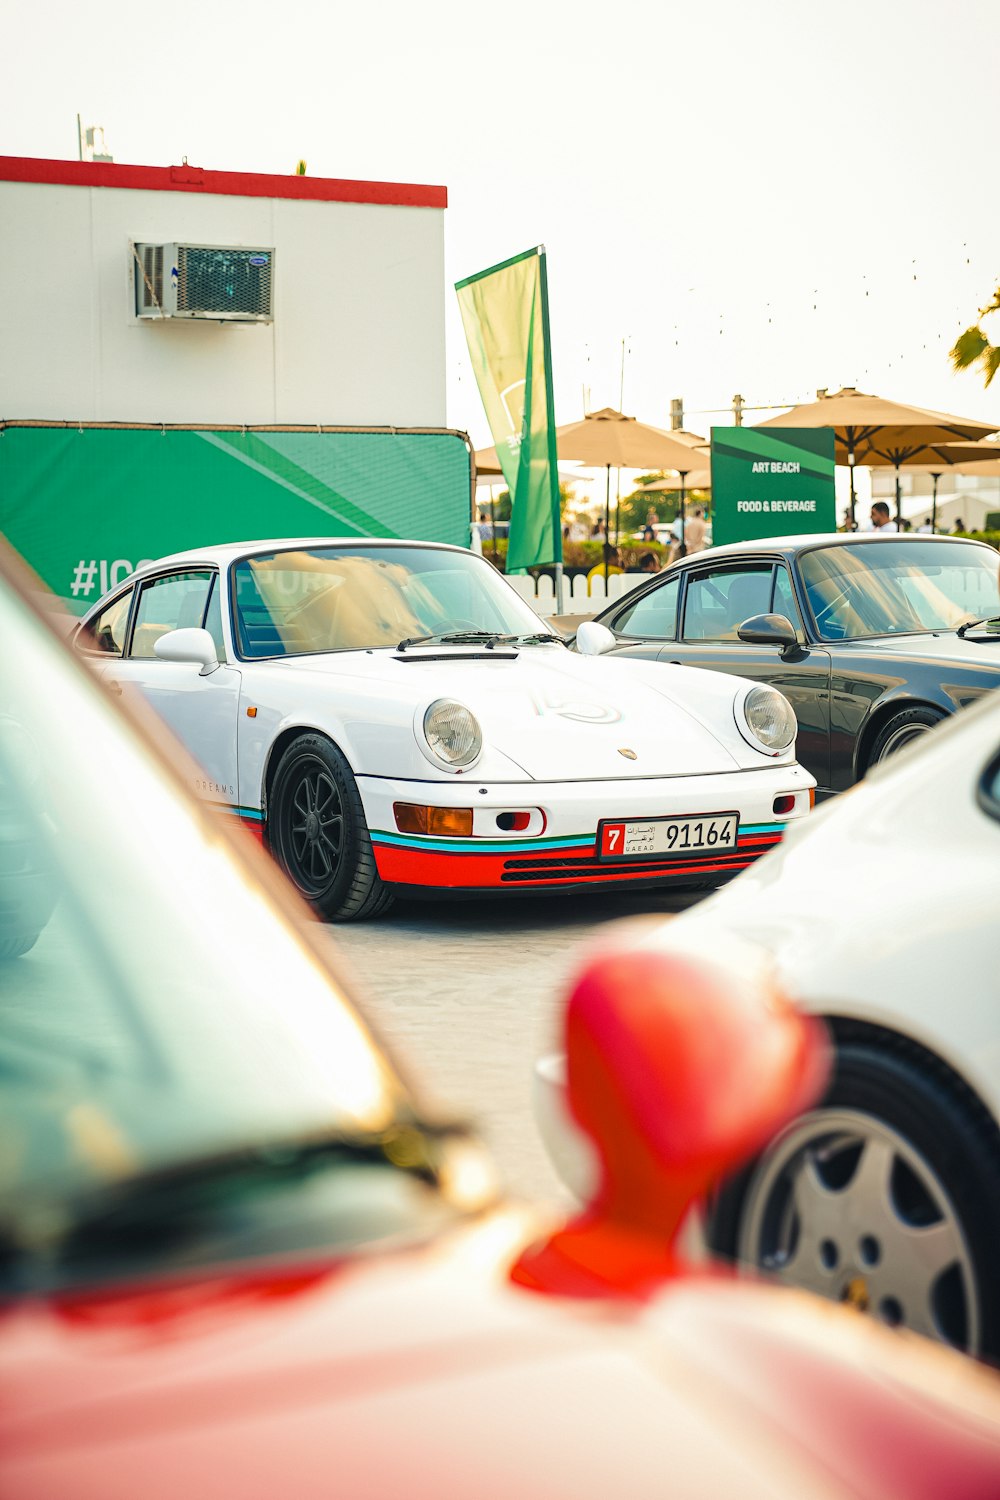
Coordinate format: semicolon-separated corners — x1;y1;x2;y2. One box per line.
617;480;710;535
480;481;576;527
951;284;1000;386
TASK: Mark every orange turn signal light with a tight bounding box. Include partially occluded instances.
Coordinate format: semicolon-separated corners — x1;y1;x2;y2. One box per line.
394;803;474;837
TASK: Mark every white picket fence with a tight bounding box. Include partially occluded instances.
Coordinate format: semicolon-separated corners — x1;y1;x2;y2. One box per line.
503;571;646;613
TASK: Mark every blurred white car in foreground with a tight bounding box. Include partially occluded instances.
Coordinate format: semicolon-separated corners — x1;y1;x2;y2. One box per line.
536;688;1000;1362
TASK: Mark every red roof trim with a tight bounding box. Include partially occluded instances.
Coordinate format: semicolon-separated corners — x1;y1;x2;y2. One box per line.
0;156;447;209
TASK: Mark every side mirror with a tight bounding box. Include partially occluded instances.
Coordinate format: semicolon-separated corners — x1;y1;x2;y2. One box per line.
737;613;800;652
514;926;828;1299
154;627;220;674
576;621;617;656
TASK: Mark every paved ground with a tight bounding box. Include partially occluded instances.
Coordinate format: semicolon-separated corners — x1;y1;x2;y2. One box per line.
326;887;704;1209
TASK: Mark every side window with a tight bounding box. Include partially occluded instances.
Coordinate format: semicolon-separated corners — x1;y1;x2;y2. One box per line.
130;572;214;660
204;576;227;663
771;566;802;628
78;589;134;657
613;576;680;639
682;567;774;642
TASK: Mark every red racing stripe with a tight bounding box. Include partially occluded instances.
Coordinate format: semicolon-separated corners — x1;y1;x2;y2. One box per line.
373;842;764;890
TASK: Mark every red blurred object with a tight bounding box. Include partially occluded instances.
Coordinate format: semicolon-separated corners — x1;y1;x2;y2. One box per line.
513;939;828;1299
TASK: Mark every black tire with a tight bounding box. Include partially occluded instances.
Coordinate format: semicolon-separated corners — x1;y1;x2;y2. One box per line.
708;1036;1000;1362
867;706;944;768
268;733;394;922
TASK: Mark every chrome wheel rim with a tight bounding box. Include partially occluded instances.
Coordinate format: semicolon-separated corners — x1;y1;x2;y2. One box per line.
737;1108;980;1353
875;722;933;760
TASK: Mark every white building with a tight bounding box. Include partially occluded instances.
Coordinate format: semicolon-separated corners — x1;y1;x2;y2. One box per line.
0;155;447;427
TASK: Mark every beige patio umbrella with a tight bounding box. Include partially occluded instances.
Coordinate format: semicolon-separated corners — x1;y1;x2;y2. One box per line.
873;439;1000;531
640;465;712;493
551;408;713;553
756;387;999;527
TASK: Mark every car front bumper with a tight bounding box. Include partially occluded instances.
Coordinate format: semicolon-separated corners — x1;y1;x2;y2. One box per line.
359;764;815;895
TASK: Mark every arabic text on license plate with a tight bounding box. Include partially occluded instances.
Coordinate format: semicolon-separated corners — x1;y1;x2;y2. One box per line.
599;813;739;859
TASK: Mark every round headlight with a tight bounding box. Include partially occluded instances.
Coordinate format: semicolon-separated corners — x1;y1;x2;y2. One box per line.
423;700;483;767
740;687;797;754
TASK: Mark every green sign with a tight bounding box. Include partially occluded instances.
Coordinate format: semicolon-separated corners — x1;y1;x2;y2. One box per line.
710;427;836;545
0;424;473;612
456;247;562;573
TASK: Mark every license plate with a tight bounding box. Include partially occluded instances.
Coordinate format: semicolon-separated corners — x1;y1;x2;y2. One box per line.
598;812;739;860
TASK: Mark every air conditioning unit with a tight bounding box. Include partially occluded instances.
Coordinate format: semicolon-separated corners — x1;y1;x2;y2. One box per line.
133;242;274;322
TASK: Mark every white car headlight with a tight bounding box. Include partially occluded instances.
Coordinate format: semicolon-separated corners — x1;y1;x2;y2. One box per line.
737;686;797;755
422;700;483;768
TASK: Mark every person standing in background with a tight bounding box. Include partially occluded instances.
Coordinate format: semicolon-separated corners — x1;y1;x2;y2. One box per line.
870;501;898;533
685;508;708;554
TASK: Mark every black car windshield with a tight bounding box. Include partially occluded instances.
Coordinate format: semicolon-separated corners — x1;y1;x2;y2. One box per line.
800;540;1000;641
232;546;546;658
0;565;486;1279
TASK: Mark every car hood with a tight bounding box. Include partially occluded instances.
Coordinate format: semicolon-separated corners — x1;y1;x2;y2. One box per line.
836;631;1000;669
274;647;752;779
3;1207;999;1498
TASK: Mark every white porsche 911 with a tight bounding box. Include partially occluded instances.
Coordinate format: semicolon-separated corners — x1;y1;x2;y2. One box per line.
75;539;814;920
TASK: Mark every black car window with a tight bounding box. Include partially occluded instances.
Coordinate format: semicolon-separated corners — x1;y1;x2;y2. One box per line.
613;575;680;639
683;566;773;641
772;566;802;628
131;572;214;660
78;588;134;657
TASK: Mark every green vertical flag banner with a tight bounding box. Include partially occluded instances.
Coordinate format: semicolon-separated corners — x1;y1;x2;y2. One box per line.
456;247;562;573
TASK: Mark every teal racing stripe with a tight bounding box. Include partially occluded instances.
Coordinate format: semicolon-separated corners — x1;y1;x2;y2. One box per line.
211;803;265;822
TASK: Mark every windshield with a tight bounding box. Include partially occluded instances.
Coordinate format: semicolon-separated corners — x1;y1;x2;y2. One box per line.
232;545;547;658
800;540;1000;641
0;564;486;1282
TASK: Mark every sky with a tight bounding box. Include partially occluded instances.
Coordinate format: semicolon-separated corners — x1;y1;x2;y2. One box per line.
3;0;998;459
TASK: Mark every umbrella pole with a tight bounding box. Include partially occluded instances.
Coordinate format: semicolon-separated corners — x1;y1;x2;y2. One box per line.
490;488;498;564
848;447;856;529
931;473;940;533
894;465;902;530
604;463;611;582
679;475;687;550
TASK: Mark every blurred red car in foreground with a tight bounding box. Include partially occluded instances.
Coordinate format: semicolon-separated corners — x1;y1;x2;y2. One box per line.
2;540;1000;1499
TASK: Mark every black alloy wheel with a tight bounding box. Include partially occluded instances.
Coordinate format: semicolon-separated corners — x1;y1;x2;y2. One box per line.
268;733;393;921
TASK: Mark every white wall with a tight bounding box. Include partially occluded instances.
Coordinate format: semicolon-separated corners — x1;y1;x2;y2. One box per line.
0;178;446;427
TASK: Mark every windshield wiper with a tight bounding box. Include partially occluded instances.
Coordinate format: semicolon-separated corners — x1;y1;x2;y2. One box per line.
397;631;518;650
0;1126;453;1290
516;632;567;646
957;615;1000;638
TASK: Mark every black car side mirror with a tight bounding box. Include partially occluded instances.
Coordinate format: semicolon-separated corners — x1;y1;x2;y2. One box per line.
737;613;801;656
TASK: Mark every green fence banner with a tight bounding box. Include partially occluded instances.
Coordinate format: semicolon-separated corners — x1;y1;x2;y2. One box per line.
456;247;562;573
0;424;473;612
711;427;836;545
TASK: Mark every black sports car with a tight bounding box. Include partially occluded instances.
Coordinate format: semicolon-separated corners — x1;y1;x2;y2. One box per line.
579;532;1000;797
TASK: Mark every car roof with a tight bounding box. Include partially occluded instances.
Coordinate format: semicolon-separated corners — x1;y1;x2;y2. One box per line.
670;531;991;565
127;537;472;578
